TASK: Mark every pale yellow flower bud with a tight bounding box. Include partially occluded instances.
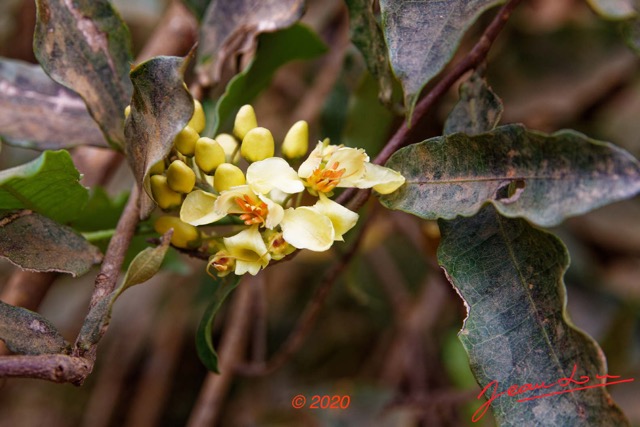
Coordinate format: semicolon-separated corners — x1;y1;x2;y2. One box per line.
215;133;240;163
233;104;257;139
195;137;226;173
241;127;274;162
214;163;246;192
282;120;309;159
150;175;182;210
154;216;201;249
166;160;196;194
173;126;199;156
188;99;206;133
124;105;131;118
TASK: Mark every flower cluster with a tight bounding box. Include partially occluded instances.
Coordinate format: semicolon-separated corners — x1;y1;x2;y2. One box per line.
149;103;405;277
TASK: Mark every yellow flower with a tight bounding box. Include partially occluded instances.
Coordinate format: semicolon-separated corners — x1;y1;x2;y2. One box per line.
223;225;271;275
215;186;284;229
298;141;405;195
279;194;358;251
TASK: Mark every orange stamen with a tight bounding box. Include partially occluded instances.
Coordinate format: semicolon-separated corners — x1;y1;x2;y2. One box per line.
234;195;269;226
307;161;346;193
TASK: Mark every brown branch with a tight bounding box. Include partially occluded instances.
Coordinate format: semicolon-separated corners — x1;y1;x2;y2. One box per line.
0;354;91;385
235;208;375;377
336;0;523;210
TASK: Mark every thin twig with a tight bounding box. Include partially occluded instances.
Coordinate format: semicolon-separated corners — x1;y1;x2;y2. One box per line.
336;0;523;209
0;354;91;385
235;208;375;377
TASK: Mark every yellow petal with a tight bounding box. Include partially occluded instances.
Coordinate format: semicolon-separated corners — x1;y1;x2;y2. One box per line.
224;226;270;275
280;207;334;251
180;190;224;226
313;195;359;241
298;142;324;178
213;185;252;215
258;194;284;229
355;162;406;194
247;157;305;194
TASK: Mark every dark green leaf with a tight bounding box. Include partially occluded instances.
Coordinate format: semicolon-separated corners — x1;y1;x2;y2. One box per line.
196;275;241;372
0;59;106;150
210;24;327;136
345;0;394;105
33;0;133;149
438;205;629;426
622;16;640;55
124;55;194;219
0;300;70;355
586;0;636;19
77;231;172;349
71;188;129;232
380;0;504;118
0;210;102;276
380;124;640;227
443;72;503;136
196;0;305;86
0;150;88;223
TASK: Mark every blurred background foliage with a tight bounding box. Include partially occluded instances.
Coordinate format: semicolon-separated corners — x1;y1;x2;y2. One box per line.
0;0;638;426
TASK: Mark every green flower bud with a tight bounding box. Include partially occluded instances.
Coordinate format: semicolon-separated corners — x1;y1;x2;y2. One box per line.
124;105;131;118
188;99;206;133
214;163;245;192
150;175;182;210
215;133;240;163
195;137;226;173
166;160;196;194
233;104;257;140
240;127;274;162
154;216;201;249
281;120;309;159
173;126;199;156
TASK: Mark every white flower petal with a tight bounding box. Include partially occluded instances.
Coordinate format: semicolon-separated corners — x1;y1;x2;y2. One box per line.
180;190;224;226
328;147;368;186
258;194;284;229
213;185;252;215
298;142;324;178
313;195;358;241
247;157;305;194
224;226;270;275
280;207;334;251
354;162;406;194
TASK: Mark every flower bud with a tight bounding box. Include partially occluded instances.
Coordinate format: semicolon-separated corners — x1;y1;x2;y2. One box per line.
150;175;182;210
188;99;206;133
281;120;309;159
124;105;131;118
149;160;165;176
241;127;274;162
215;133;240;163
214;163;245;192
154;216;201;249
195;137;226;173
173;126;199;156
263;230;295;261
166;160;196;194
233;104;257;140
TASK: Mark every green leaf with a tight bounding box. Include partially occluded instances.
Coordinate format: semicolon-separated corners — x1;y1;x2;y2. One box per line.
380;124;640;227
196;275;241;373
0;59;106;150
586;0;637;20
33;0;133;149
380;0;504;119
196;0;305;86
0;300;70;355
71;188;129;232
0;210;102;276
76;231;172;349
443;72;503;136
210;24;327;136
0;150;89;223
124;54;194;219
438;205;629;425
345;0;394;105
